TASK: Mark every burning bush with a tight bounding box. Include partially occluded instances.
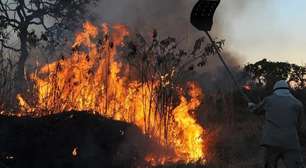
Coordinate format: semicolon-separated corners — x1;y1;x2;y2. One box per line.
12;22;223;165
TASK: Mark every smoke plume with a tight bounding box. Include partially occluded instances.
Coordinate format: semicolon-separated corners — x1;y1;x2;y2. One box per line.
90;0;256;91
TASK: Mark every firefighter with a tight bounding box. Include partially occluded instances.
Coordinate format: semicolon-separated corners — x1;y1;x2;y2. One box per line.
248;80;304;168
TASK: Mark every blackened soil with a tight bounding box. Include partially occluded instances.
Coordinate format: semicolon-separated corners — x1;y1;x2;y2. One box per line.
0;111;150;168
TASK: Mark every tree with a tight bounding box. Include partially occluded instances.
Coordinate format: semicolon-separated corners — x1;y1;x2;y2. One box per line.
244;59;306;90
0;0;97;92
289;64;306;88
124;31;223;136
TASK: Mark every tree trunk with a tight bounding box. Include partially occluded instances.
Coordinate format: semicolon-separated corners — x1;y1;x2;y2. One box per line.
15;30;28;93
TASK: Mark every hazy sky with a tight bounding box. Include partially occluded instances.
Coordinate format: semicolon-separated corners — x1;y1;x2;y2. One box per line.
214;0;306;65
94;0;306;65
5;0;304;65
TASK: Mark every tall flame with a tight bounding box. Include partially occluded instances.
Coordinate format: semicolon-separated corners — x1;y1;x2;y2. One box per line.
21;22;206;165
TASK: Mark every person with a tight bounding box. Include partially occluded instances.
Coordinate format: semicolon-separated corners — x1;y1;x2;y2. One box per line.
248;80;304;168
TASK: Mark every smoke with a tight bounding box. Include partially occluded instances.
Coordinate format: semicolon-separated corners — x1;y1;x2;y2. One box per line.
91;0;195;39
91;0;260;40
32;0;269;91
196;51;247;92
89;0;254;91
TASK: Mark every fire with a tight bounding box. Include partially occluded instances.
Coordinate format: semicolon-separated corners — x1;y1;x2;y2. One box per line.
19;22;206;165
243;85;252;92
72;147;79;157
16;94;33;112
171;83;204;161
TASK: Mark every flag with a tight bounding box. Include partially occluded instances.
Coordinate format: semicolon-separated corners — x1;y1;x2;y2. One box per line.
191;0;221;31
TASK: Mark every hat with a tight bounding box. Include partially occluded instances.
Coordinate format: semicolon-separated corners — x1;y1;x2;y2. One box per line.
273;80;289;91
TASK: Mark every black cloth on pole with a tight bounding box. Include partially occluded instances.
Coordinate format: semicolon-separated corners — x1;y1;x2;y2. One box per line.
190;0;221;31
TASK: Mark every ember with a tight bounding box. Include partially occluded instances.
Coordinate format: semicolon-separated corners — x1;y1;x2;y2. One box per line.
72;147;79;157
243;85;252;92
16;94;33;113
17;22;206;165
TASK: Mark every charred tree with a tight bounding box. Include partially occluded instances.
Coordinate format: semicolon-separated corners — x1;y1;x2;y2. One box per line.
0;0;97;93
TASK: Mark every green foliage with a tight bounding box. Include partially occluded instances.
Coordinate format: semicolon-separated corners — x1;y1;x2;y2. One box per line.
244;59;306;89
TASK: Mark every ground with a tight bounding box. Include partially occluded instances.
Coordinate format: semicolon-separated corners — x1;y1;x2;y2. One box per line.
0;110;305;168
0;111;150;168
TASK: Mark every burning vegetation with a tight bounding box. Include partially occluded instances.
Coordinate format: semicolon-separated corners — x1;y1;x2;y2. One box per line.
13;22;215;165
2;1;306;168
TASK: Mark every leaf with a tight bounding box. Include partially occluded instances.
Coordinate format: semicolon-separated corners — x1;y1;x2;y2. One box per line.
192;37;205;55
160;37;176;48
188;65;194;71
197;60;207;67
152;29;158;39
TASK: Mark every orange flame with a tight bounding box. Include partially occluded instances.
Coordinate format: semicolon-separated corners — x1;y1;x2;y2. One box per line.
20;22;206;165
72;147;79;157
17;94;33;112
243;85;252;92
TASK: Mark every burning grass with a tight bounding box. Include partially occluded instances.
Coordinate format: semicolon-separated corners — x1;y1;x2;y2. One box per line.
14;22;212;166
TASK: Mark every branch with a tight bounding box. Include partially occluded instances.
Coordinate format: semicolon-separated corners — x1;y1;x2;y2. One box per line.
26;8;49;22
29;20;42;25
40;17;50;30
16;3;25;22
0;16;20;29
0;0;10;18
26;0;56;21
20;0;28;21
0;39;21;52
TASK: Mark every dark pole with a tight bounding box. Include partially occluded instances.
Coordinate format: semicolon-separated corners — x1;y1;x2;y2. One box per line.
205;31;251;102
190;0;250;102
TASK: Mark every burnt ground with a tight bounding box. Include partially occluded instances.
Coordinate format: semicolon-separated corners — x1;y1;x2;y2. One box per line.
2;109;304;168
0;111;152;168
